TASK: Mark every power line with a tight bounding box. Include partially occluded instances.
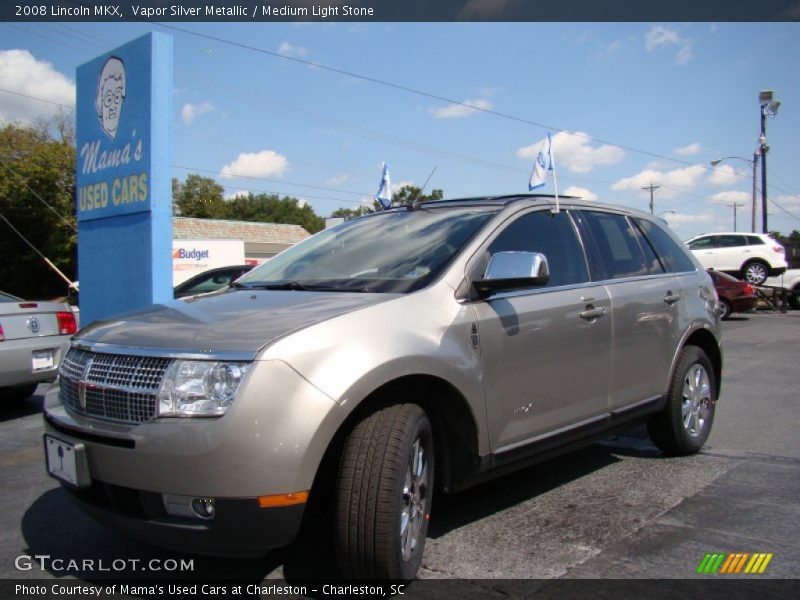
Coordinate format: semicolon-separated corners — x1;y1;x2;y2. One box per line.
155;22;700;168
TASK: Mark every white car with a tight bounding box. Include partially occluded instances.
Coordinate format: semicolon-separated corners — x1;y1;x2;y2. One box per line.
686;232;788;285
765;268;800;309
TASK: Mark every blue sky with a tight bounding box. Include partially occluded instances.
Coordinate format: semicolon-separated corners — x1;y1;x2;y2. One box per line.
1;21;799;238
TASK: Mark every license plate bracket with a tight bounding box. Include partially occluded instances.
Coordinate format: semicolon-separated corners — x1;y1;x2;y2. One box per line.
44;435;91;488
32;350;54;371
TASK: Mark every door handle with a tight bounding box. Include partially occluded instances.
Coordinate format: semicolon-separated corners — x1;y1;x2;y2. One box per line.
664;292;682;305
580;306;606;320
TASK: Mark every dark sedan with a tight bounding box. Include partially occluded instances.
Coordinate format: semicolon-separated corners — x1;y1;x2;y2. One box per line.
709;270;757;320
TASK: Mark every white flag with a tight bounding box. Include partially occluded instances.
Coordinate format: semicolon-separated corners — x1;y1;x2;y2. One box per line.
375;162;392;209
528;133;553;191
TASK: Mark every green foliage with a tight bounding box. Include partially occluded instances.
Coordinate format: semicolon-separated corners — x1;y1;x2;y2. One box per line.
330;185;445;221
0;123;76;299
173;174;325;234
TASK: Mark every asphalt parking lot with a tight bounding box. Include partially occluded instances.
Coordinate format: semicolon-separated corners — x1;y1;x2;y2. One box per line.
1;310;798;594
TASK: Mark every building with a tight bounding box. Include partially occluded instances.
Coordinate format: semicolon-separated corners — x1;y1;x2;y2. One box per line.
172;217;310;263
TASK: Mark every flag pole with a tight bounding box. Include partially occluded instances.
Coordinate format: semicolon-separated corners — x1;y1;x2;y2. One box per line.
549;134;560;214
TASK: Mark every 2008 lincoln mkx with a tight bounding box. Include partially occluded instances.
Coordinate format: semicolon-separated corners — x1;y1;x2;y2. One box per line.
44;195;722;580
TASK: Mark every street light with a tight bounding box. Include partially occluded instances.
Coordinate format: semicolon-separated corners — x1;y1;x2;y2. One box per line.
710;154;759;232
759;89;781;234
658;209;677;218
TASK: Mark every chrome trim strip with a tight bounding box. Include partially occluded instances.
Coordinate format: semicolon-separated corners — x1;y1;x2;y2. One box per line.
72;340;256;362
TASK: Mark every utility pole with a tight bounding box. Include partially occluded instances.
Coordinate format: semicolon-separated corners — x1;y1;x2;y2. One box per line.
758;90;781;234
727;202;745;232
642;183;660;215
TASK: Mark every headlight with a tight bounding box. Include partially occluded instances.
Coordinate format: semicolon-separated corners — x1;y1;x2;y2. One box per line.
157;360;251;417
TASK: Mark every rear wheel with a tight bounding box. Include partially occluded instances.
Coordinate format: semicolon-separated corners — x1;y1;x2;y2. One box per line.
648;346;716;456
742;260;769;286
335;403;433;580
718;299;731;320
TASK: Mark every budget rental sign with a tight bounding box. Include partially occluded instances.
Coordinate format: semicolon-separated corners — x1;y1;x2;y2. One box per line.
75;33;173;325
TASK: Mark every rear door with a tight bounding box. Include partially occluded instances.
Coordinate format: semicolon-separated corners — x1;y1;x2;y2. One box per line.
472;209;612;453
574;211;682;412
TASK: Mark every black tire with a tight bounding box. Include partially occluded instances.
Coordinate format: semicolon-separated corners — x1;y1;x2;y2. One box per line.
719;299;731;320
647;346;717;456
0;384;38;403
742;260;769;286
335;403;433;580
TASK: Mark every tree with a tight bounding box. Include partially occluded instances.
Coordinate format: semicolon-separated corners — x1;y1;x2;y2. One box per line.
331;185;445;220
223;193;325;233
0;123;76;299
173;174;226;218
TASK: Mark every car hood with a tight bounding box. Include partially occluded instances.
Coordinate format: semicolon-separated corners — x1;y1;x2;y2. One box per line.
75;289;399;357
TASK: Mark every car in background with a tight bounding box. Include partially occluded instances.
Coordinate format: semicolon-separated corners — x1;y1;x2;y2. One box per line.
1;291;76;403
173;265;254;299
765;268;800;309
66;265;256;305
707;270;757;320
686;232;787;285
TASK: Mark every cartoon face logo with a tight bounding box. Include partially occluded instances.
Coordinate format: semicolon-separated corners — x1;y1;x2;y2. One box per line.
95;56;126;140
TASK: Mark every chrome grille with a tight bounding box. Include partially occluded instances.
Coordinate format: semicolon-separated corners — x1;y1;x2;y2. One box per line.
59;348;171;424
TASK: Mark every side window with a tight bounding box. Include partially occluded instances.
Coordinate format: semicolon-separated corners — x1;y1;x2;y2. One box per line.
688;236;715;250
487;210;588;288
184;272;233;294
746;235;765;246
635;218;697;273
578;211;650;280
717;235;747;248
629;218;665;274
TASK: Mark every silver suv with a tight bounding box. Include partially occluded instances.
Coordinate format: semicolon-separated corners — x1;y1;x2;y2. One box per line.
44;196;722;580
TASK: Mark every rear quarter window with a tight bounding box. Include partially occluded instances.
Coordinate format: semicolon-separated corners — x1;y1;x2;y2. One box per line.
635;218;697;273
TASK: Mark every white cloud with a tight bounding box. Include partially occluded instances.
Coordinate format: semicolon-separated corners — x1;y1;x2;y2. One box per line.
392;180;414;194
224;189;250;200
0;49;74;123
708;190;750;206
429;98;491;119
220;150;289;179
666;213;714;224
645;25;692;65
611;165;706;199
563;186;598;201
708;164;740;186
181;101;215;125
674;142;702;156
277;42;309;58
518;131;625;174
326;173;351;187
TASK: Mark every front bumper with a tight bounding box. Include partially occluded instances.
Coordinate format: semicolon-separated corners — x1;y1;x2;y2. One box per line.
66;480;305;557
43;358;347;556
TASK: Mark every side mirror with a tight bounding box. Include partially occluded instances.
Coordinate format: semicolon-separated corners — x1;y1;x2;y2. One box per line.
473;252;550;299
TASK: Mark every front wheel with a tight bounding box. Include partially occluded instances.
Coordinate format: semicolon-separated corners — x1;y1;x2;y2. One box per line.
742;261;769;286
648;346;717;456
335;403;434;580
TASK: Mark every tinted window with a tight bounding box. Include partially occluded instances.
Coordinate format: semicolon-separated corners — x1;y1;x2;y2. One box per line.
630;219;665;274
746;235;765;246
636;218;697;273
579;211;651;280
688;236;715;250
715;235;747;248
487;210;588;288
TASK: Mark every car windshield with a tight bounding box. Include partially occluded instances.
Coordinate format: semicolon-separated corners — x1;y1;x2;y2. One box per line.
237;206;499;293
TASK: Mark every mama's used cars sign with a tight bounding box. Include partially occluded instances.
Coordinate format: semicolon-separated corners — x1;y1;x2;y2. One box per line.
76;33;173;325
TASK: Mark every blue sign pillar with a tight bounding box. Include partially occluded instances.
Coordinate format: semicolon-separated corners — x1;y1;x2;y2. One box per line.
75;33;173;326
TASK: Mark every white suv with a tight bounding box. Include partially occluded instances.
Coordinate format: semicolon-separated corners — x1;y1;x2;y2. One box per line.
686;232;787;285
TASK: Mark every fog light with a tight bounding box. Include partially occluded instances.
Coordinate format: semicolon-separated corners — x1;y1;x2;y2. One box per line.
163;493;215;520
191;497;215;519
